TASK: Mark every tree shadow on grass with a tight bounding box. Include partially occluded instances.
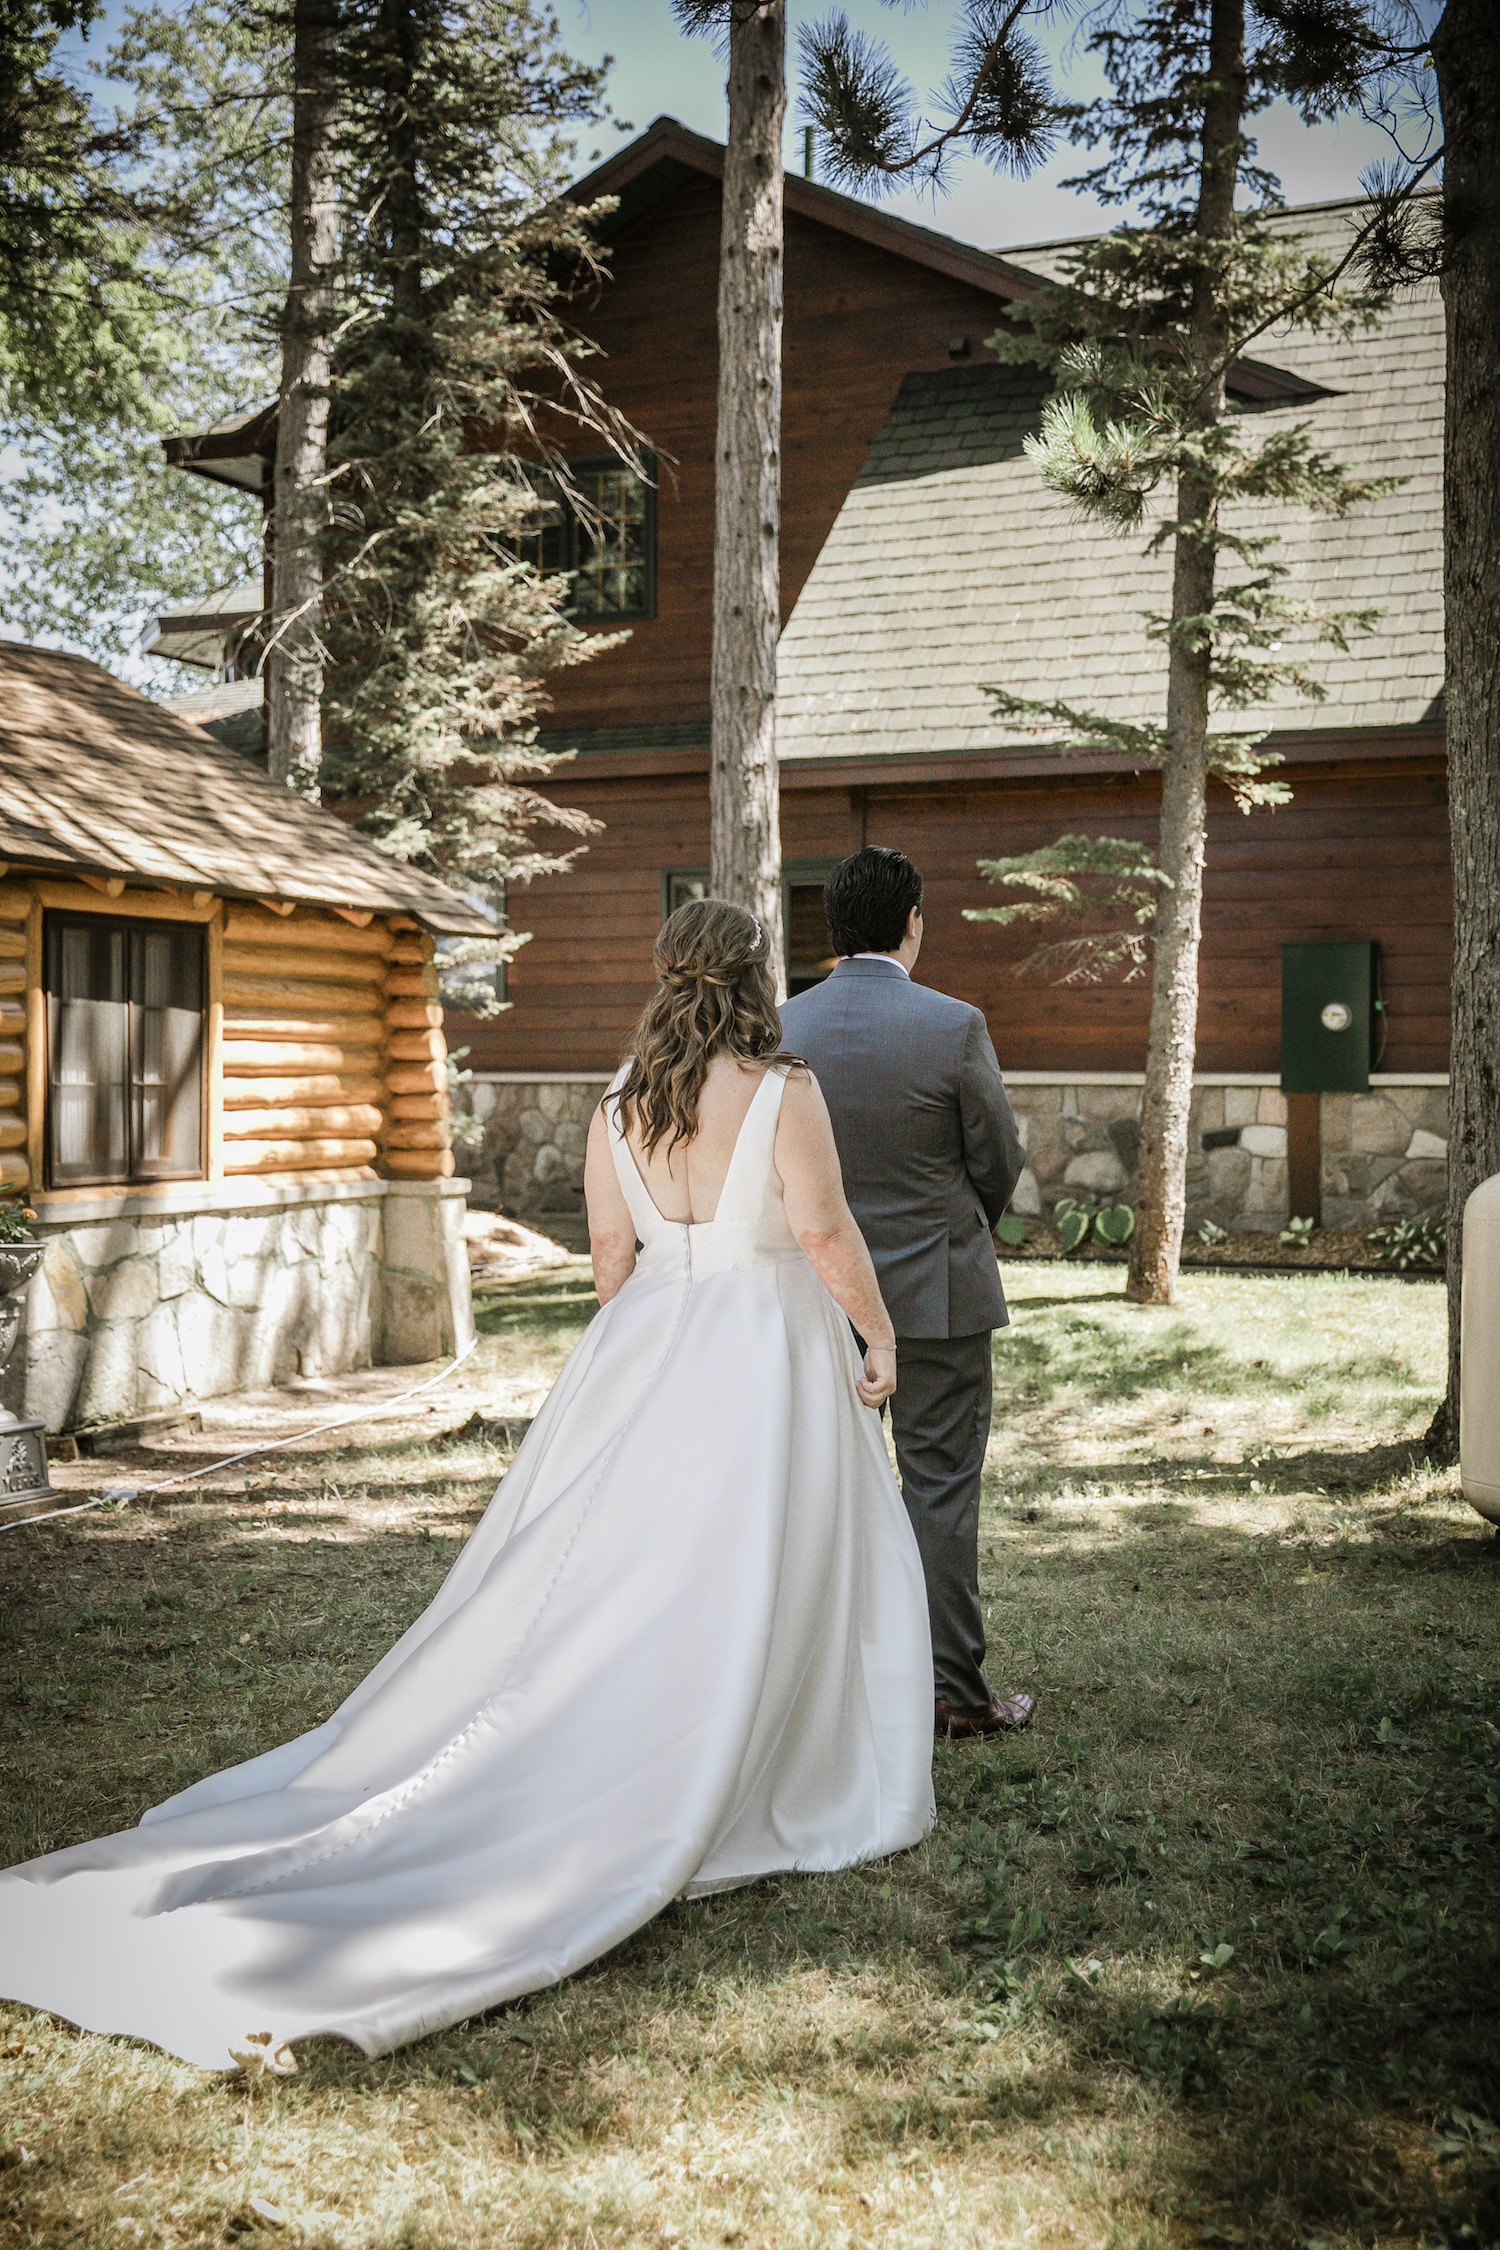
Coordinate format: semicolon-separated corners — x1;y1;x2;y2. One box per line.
7;1488;1499;2248
996;1436;1441;1503
995;1312;1426;1413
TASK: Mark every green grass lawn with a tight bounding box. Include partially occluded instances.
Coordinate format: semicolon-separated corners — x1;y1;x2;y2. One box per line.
2;1263;1497;2250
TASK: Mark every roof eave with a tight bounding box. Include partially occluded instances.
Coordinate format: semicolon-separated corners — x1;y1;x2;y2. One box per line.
567;114;1049;307
0;840;495;937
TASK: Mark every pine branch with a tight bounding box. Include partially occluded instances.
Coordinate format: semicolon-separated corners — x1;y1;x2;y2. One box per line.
799;0;1055;194
965;832;1169;984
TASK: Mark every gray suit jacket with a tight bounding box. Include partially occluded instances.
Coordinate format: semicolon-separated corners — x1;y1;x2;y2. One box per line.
780;958;1025;1340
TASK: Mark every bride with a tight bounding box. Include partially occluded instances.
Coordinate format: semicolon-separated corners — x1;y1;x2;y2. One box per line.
0;899;934;2071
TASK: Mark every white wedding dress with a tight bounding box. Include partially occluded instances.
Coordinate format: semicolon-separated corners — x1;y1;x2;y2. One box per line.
0;1066;933;2069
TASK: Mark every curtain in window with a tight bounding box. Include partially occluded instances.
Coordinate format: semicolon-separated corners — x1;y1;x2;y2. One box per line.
49;923;128;1184
46;918;203;1187
132;928;202;1177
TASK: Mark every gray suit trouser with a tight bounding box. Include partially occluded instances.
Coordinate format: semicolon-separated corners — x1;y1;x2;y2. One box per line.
889;1331;994;1709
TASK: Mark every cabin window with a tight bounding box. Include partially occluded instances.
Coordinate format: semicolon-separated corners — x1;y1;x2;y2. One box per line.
660;867;839;996
44;915;205;1187
511;456;655;620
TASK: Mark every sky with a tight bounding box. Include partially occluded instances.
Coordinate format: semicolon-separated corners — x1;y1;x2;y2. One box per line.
555;0;1406;248
57;0;1413;250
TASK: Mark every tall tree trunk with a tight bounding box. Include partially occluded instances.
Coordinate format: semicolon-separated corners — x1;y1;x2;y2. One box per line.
267;0;339;796
1429;0;1500;1455
1127;0;1245;1303
710;0;786;992
379;0;424;328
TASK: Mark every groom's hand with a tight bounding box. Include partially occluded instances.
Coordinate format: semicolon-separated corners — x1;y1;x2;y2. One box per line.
857;1346;897;1409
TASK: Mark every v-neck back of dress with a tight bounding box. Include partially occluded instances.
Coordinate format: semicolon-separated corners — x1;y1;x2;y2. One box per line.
606;1064;802;1276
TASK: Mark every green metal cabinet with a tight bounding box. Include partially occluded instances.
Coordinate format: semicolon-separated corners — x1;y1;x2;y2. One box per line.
1281;941;1375;1093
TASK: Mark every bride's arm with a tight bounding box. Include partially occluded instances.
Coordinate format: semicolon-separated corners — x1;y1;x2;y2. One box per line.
775;1069;897;1407
584;1104;638;1303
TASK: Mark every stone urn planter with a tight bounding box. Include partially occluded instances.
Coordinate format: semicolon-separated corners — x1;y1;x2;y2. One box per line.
0;1243;53;1511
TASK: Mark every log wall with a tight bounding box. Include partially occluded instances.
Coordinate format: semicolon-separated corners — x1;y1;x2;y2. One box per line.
220;904;454;1182
0;882;457;1197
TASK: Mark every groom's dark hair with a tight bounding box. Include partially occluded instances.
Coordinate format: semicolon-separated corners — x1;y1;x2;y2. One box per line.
824;848;924;957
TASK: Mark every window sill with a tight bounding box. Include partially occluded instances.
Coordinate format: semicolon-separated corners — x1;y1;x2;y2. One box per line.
29;1175;472;1229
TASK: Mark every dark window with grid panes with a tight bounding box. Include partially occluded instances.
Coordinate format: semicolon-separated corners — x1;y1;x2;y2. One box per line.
511;457;654;619
45;916;204;1186
661;870;837;996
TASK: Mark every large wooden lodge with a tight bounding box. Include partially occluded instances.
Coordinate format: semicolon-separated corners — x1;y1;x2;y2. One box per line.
161;118;1449;1243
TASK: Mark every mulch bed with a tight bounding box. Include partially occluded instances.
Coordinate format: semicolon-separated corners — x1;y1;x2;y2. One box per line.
998;1223;1442;1277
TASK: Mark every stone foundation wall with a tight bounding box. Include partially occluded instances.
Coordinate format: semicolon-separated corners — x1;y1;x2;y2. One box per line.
458;1073;1448;1241
1319;1086;1449;1228
459;1076;609;1219
7;1178;475;1434
1009;1079;1447;1234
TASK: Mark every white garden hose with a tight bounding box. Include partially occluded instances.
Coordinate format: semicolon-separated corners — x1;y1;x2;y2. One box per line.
0;1336;480;1537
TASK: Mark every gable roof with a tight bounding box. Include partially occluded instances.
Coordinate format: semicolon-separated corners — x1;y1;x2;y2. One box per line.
776;200;1443;768
569;114;1052;309
0;643;493;933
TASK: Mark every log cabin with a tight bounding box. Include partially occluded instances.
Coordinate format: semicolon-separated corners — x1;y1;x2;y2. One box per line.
161;118;1450;1241
0;642;485;1432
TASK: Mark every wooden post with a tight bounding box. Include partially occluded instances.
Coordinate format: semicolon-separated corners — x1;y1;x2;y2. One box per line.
1286;1090;1321;1224
24;898;43;1194
205;901;224;1183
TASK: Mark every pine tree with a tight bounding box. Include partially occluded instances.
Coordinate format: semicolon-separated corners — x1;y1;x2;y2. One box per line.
1364;0;1500;1453
319;0;646;998
266;0;339;795
806;0;1400;1304
0;0;168;429
674;0;788;987
1430;0;1500;1457
0;0;286;670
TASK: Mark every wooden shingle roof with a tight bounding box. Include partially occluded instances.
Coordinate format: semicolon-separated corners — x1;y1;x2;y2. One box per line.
0;643;494;934
777;201;1443;769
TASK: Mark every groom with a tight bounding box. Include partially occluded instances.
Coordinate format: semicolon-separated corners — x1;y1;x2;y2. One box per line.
781;847;1036;1740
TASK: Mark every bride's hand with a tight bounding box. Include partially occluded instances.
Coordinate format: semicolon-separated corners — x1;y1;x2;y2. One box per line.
856;1345;897;1409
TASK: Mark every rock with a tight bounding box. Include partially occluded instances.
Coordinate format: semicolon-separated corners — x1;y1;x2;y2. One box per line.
1108;1117;1142;1173
1240;1124;1287;1157
1009;1167;1043;1217
1063;1150;1126;1193
1350;1097;1408;1155
1406;1127;1447;1160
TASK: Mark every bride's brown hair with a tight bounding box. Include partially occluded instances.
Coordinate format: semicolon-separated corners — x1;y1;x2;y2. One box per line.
615;898;802;1156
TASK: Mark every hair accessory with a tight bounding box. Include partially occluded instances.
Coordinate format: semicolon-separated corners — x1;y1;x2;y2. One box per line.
751;917;763;950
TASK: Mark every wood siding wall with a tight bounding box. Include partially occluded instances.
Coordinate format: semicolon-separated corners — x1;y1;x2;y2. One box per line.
0;882;456;1197
456;754;1452;1079
539;177;1012;736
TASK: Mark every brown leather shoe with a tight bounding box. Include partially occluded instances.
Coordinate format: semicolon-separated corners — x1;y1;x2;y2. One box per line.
934;1691;1037;1740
